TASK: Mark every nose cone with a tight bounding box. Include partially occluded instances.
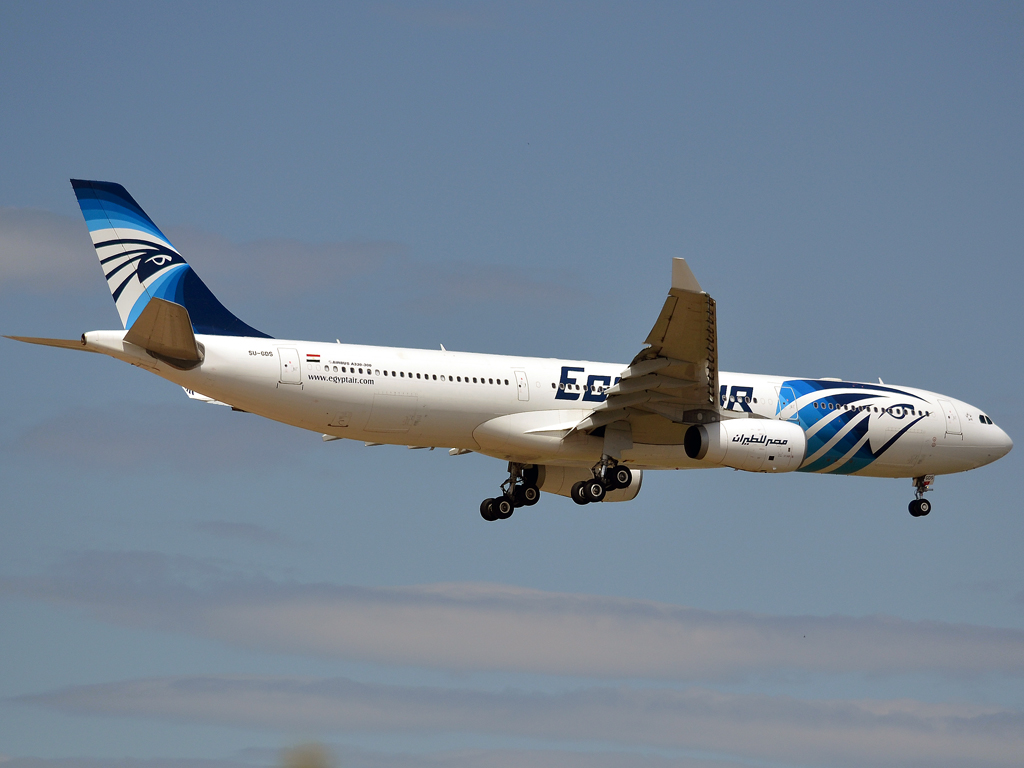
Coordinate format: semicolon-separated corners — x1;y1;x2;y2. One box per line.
994;426;1013;459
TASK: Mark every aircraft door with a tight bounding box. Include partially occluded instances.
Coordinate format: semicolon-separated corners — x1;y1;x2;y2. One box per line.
515;370;529;402
278;347;301;385
938;399;962;435
777;386;799;421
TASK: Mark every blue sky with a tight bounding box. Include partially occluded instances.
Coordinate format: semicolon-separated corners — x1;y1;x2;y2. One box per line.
1;2;1022;766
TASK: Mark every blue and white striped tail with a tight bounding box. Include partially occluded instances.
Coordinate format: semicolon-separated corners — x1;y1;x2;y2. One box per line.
71;180;270;338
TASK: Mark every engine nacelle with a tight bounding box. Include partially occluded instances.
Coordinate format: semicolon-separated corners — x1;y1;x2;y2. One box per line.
684;419;806;472
537;465;643;502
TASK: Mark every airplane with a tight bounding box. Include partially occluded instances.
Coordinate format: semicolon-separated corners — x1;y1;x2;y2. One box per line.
6;180;1013;521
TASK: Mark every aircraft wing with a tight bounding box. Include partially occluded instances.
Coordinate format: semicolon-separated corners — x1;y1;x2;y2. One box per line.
577;258;719;437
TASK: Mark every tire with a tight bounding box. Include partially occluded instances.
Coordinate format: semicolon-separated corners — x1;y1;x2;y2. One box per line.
512;487;526;507
610;465;632;489
495;495;515;519
480;498;497;522
584;479;606;503
917;498;931;516
522;485;540;506
571;481;589;505
908;500;922;517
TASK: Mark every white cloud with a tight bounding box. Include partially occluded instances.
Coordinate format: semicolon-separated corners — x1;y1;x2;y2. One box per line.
0;747;754;768
0;208;95;286
193;521;293;547
0;209;578;310
8;551;1024;682
165;227;406;300
0;206;404;293
0;760;250;768
21;675;1024;768
3;404;315;473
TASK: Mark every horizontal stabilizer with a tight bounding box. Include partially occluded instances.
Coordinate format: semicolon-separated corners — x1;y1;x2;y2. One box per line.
4;335;91;351
124;298;202;364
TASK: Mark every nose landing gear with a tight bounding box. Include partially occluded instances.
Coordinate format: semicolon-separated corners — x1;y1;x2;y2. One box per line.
909;475;934;517
480;463;540;521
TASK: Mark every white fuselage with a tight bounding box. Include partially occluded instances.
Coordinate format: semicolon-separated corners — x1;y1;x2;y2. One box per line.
82;331;1012;480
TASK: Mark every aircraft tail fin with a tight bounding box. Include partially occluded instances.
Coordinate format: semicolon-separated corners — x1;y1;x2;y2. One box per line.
70;179;271;338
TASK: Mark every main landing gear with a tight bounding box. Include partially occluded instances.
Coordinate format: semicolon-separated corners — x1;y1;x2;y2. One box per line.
571;458;632;505
480;463;540;522
909;474;934;517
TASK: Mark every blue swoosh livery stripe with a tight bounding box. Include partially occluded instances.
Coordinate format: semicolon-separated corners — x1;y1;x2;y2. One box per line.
777;379;925;475
73;181;173;247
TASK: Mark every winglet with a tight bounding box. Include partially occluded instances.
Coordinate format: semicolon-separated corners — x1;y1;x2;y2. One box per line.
671;258;702;293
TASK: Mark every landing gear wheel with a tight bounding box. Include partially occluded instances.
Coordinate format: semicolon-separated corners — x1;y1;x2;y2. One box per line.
512;487;527;507
583;479;606;503
522;485;540;506
610;465;632;489
571;481;589;505
909;499;932;517
480;498;497;522
494;495;515;519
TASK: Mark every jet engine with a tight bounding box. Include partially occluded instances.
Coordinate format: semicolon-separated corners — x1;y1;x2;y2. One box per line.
684;419;807;472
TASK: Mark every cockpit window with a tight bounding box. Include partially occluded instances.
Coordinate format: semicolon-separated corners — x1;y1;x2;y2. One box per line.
980;414;992;425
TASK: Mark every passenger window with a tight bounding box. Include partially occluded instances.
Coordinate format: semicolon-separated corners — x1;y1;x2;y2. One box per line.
489;378;493;384
400;372;404;377
505;379;509;385
417;373;421;379
433;375;437;380
552;383;556;389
